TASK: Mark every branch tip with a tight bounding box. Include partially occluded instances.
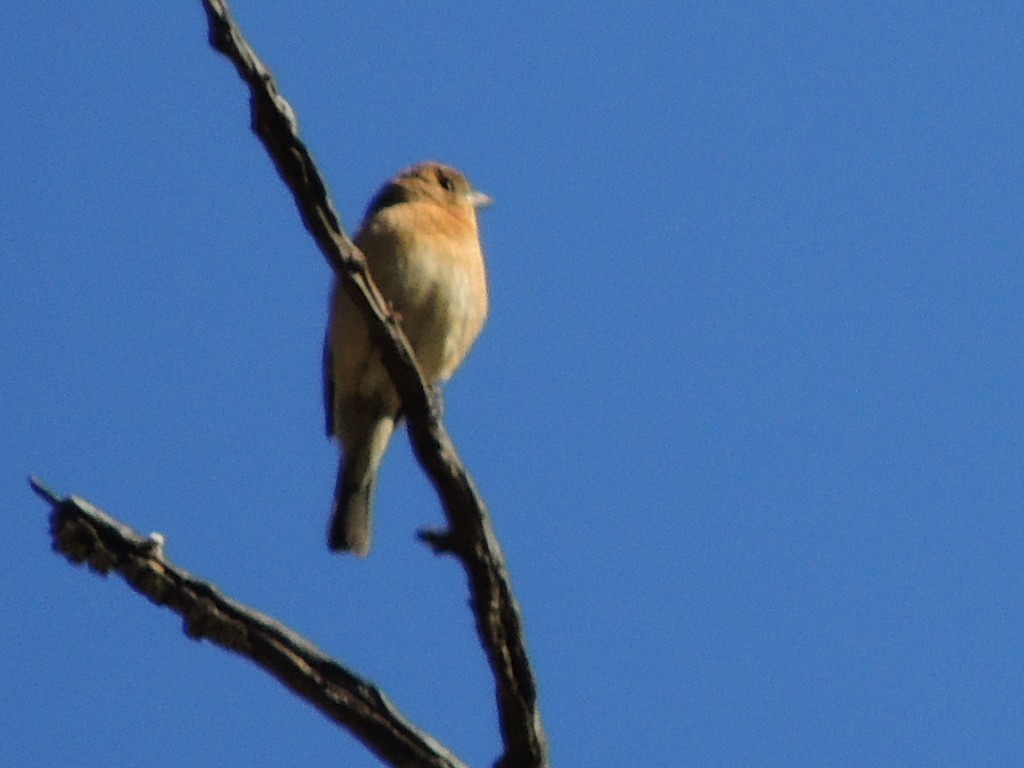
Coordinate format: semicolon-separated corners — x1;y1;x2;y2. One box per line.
29;476;61;505
417;528;458;555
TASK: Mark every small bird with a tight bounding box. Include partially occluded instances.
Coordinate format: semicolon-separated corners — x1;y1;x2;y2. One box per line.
323;162;491;555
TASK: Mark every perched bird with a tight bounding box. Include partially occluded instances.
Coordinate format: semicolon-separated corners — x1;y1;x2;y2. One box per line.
323;162;491;555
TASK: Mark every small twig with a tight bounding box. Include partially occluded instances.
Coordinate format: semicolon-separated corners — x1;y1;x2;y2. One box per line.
29;475;60;505
36;480;468;768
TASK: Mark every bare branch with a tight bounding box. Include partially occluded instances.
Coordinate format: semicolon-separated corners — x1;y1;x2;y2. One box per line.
32;478;469;768
34;0;549;763
198;2;549;766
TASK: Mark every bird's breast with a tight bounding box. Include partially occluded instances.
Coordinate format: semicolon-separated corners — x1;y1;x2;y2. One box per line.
359;209;488;382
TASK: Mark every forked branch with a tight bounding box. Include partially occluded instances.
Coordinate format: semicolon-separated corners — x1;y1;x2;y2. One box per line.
34;2;549;767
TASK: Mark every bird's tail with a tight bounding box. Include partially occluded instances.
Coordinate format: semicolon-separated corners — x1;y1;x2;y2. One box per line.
327;418;395;556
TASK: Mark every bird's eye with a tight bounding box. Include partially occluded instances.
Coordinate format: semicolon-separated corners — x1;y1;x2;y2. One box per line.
438;172;456;192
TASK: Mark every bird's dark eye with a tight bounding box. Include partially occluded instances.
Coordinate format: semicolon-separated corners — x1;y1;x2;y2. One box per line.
438;172;456;192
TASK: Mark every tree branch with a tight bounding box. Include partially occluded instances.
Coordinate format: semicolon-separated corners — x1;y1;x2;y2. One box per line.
199;3;548;766
31;477;468;768
35;2;549;767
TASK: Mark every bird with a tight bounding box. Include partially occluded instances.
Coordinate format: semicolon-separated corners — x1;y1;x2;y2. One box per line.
323;161;491;556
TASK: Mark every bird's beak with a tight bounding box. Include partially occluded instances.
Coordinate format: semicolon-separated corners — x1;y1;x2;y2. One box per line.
466;190;494;209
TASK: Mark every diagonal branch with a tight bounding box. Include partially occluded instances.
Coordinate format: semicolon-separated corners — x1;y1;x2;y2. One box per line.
31;477;468;768
200;3;549;767
33;0;548;763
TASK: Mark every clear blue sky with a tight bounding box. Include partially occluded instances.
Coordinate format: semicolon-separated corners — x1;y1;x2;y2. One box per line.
3;3;1023;766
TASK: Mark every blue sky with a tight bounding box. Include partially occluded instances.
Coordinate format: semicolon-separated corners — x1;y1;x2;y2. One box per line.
3;3;1023;766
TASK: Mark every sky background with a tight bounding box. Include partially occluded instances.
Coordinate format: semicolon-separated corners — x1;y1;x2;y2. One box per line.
2;2;1023;766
